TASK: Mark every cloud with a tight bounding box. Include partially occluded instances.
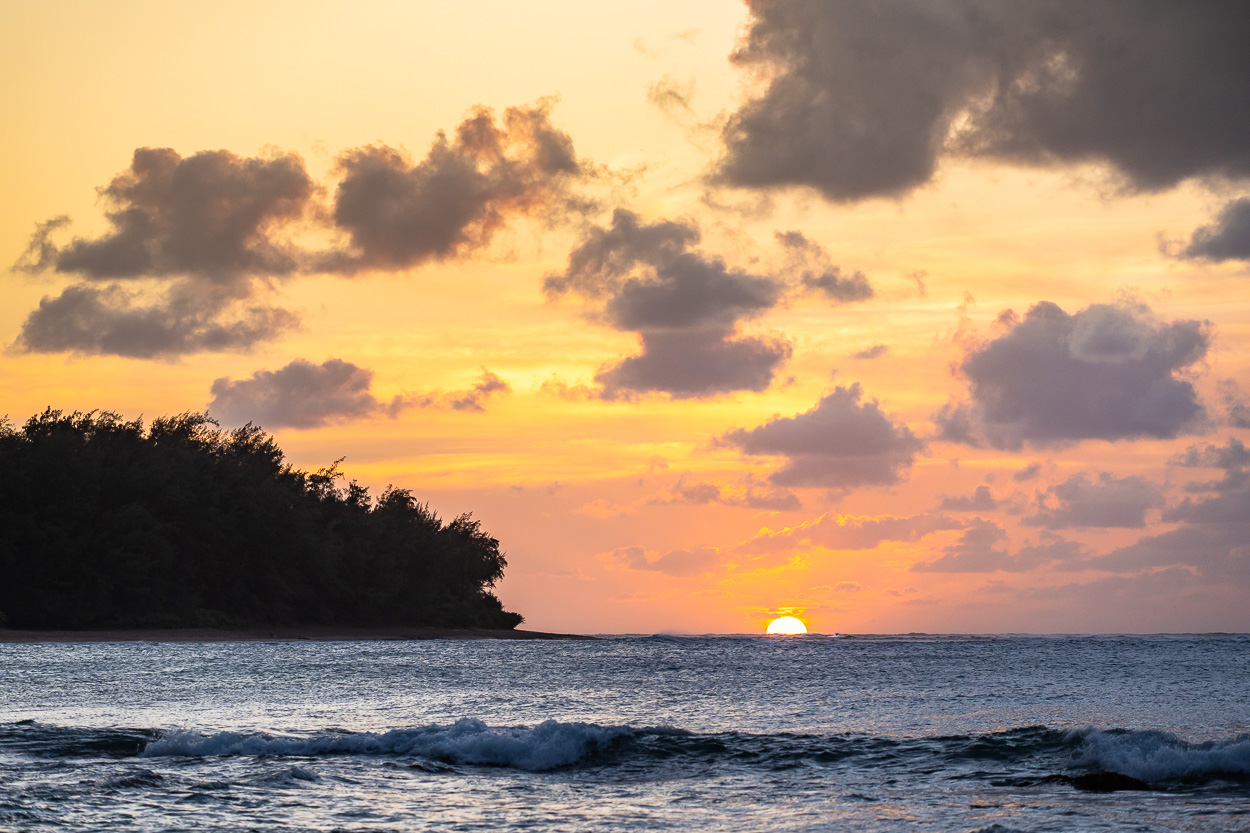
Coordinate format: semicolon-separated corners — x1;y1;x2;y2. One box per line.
543;209;700;299
717;1;1250;201
938;484;998;512
603;261;780;332
1089;513;1250;589
544;212;876;399
936;300;1209;449
209;358;382;429
775;230;873;303
1218;381;1250;429
720;383;924;489
392;369;512;414
647;474;801;512
737;511;960;557
15;284;298;359
12;147;315;357
1013;462;1043;482
852;344;889;360
609;545;724;577
596;329;792;399
13;216;71;274
1171;437;1250;494
22;147;316;283
329;102;587;272
546;209;794;398
1024;472;1164;529
646;76;696;116
1180;198;1250;262
1071;439;1250;587
910;519;1008;573
209;361;512;429
911;520;1085;573
14;103;592;358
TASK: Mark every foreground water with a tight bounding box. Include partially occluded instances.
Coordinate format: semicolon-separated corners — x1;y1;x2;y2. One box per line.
1;634;1247;831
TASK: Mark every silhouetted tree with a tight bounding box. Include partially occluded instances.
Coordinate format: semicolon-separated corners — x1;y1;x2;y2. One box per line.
0;409;524;630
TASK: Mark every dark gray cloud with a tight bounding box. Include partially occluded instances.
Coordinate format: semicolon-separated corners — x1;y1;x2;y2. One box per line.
1181;198;1250;262
936;301;1209;449
18;147;316;283
603;260;780;331
209;358;383;429
610;545;723;577
12;147;315;357
15;284;298;359
721;383;924;490
911;520;1085;572
718;1;1250;201
209;361;512;429
1024;472;1163;529
938;484;997;512
775;230;873;303
14;104;592;358
597;329;792;399
331;103;586;271
13;216;71;274
547;209;794;398
543;209;700;299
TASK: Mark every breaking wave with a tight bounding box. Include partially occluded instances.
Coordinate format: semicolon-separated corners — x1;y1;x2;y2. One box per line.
5;720;1249;785
1071;727;1250;782
142;719;644;771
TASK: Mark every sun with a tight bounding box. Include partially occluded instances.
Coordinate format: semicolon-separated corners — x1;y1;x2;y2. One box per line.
766;616;808;635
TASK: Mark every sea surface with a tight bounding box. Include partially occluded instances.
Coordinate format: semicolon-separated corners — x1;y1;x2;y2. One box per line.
1;634;1248;831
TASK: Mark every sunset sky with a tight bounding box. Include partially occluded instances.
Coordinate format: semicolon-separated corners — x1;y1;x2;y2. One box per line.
4;1;1250;634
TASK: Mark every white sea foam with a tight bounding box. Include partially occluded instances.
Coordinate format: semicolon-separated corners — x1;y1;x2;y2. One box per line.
142;718;633;771
1072;728;1250;781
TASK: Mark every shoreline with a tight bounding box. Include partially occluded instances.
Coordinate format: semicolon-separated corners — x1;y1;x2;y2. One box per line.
0;626;594;643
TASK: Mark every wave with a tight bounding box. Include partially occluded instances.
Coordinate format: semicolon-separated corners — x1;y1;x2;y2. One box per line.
5;720;1249;786
0;719;157;758
143;719;645;772
1071;728;1250;782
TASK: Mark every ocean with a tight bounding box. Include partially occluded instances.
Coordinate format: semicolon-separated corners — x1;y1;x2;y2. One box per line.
1;634;1247;831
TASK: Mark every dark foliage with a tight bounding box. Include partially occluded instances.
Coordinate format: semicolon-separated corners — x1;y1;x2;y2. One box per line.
0;409;523;630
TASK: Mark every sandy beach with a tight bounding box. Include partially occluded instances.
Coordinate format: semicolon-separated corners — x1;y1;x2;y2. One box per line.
0;626;592;643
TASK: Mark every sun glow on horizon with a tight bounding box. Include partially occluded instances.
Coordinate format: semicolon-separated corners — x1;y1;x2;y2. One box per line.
766;616;808;635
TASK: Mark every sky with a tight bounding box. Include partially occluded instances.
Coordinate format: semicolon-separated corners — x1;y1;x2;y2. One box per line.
3;0;1250;635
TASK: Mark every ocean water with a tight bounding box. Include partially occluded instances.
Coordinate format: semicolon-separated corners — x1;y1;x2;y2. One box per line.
1;634;1248;832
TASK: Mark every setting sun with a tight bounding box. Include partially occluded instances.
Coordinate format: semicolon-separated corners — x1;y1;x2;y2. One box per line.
766;616;808;635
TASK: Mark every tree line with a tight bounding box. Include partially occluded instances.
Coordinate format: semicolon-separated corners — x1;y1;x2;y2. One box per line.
0;409;523;630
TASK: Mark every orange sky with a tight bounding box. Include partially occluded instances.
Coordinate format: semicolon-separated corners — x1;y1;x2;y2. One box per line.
4;1;1249;634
